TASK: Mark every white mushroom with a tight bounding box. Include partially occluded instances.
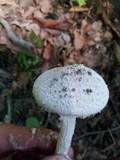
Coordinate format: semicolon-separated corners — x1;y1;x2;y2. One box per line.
33;64;109;157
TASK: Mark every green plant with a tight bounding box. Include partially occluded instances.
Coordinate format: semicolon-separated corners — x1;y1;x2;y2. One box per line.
76;0;86;7
25;116;44;128
29;32;44;48
25;117;40;128
4;91;12;123
17;51;42;78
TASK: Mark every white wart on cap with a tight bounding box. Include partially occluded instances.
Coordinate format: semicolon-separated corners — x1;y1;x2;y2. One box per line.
33;64;109;156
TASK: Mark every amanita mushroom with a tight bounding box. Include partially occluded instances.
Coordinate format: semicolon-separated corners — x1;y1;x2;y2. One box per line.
33;64;109;157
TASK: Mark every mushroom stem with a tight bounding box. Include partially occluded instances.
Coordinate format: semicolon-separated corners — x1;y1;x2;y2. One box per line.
55;116;76;156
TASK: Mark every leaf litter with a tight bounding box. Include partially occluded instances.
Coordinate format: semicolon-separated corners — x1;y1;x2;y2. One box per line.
0;0;120;159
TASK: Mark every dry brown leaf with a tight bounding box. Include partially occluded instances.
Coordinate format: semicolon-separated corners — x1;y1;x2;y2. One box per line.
41;62;50;73
38;0;52;13
73;30;93;50
0;0;16;5
24;6;39;19
92;21;102;32
25;23;40;35
90;32;102;42
17;0;34;7
33;10;44;19
11;20;41;36
74;30;85;50
104;30;113;41
34;17;61;28
63;51;84;66
34;12;72;31
81;19;92;34
83;44;107;67
55;22;72;31
44;28;62;36
43;43;53;60
57;33;71;46
17;72;29;89
47;37;59;47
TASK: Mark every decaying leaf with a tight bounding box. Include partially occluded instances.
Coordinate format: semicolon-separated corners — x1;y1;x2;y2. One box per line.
24;6;40;18
63;50;84;66
73;30;93;50
43;43;53;60
17;0;34;7
29;32;44;48
34;17;61;28
83;44;107;67
0;0;16;6
17;72;29;89
81;19;92;34
92;21;103;32
38;0;52;13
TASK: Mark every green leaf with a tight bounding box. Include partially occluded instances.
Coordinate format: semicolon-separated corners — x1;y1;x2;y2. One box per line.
25;117;40;128
29;32;44;48
76;0;86;7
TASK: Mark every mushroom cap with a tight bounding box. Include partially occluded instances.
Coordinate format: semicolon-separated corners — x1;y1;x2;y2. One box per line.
33;64;109;118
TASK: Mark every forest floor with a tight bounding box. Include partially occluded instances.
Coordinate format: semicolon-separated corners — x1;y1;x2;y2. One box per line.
0;0;120;159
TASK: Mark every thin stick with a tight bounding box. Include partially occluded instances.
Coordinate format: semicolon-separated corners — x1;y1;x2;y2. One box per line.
73;126;120;141
0;18;34;50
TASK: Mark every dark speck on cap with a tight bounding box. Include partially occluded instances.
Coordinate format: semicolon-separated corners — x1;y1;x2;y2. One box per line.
87;71;92;75
72;88;75;92
62;87;67;92
83;89;93;94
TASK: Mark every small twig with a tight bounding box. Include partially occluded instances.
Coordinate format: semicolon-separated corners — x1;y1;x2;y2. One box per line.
73;126;120;141
0;18;34;50
102;128;116;152
108;128;116;145
69;7;89;12
44;112;51;127
102;10;120;39
84;0;96;20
